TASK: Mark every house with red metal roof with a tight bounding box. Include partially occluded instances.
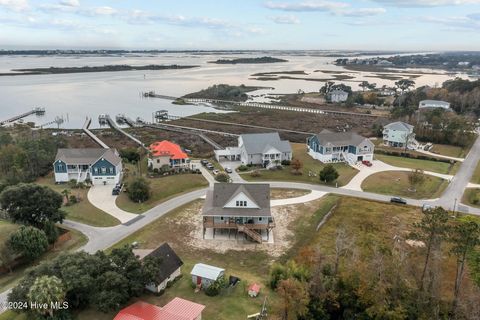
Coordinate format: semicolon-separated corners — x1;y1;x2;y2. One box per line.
148;140;190;170
114;297;205;320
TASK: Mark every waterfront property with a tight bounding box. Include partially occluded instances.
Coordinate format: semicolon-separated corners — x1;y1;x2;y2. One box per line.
114;298;205;320
202;183;274;243
191;263;225;290
134;242;184;293
307;129;374;165
382;121;418;149
214;132;292;168
148;140;190;170
327;89;349;103
419;99;451;110
53;148;122;185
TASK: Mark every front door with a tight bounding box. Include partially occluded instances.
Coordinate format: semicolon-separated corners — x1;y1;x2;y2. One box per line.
358;156;363;161
197;276;202;285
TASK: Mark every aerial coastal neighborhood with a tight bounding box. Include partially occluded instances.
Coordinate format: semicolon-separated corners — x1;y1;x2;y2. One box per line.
2;1;480;320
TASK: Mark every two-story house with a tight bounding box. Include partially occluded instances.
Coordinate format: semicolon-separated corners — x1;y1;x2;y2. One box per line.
148;140;190;170
53;148;122;185
214;132;292;167
382;121;417;149
202;183;274;243
307;130;374;164
327;89;349;103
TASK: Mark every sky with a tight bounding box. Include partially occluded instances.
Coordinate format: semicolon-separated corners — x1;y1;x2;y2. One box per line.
0;0;480;50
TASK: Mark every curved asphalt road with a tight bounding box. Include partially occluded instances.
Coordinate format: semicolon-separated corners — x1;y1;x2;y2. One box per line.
2;135;480;313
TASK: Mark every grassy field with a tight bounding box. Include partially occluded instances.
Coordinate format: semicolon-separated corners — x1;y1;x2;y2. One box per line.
430;144;467;158
240;143;358;187
375;154;458;174
0;226;87;292
270;188;310;200
116;174;208;213
462;188;480;208
361;171;448;199
471;162;480;184
37;175;120;227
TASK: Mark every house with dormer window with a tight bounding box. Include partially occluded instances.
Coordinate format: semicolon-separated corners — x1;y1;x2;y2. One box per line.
307;129;374;165
202;183;274;243
53;148;122;185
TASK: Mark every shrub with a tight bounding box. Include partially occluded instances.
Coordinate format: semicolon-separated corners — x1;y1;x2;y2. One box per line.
281;160;291;166
238;165;249;172
215;173;230;183
68;195;78;204
250;170;261;178
205;277;226;296
8;226;48;261
319;165;339;183
127;177;151;203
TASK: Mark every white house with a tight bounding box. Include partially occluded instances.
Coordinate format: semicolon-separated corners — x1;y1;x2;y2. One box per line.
307;130;374;165
134;243;184;293
382;121;418;149
53;148;122;185
419;100;451;110
191;263;225;290
327;89;349;103
214;132;292;167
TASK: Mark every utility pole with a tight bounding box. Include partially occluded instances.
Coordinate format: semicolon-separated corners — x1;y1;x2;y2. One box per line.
453;198;457;217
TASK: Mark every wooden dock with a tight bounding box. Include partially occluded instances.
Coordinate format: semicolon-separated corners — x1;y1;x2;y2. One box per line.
103;115;148;151
82;117;109;149
0;107;46;126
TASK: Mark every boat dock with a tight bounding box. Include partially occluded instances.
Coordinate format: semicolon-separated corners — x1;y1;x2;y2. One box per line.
99;114;148;151
0;107;46;126
82;117;109;149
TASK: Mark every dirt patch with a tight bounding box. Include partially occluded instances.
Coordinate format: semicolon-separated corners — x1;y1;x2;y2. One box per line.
271;188;311;200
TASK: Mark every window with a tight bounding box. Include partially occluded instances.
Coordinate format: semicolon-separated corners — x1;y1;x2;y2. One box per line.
259;217;263;221
109;167;114;174
94;168;98;174
236;201;248;207
101;167;106;174
220;217;224;220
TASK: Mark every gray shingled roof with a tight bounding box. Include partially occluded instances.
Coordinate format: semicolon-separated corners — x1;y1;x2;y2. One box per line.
202;183;271;217
314;131;369;147
140;243;184;285
54;148;121;166
384;121;413;131
241;132;291;155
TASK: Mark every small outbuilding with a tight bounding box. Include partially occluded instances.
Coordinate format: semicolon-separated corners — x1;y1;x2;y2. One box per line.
419;100;451;110
191;263;225;289
248;283;261;297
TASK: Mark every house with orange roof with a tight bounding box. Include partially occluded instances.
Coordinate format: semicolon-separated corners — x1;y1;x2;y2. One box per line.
148;140;190;170
114;298;205;320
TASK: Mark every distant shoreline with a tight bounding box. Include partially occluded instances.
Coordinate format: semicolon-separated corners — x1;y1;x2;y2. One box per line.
0;64;198;76
209;56;288;64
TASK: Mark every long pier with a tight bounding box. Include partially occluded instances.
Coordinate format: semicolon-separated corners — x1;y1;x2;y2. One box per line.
0;107;46;126
167;115;314;136
102;115;148;151
82;117;109;149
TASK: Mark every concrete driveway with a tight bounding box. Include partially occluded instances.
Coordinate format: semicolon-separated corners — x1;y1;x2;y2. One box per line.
87;185;138;223
218;160;245;182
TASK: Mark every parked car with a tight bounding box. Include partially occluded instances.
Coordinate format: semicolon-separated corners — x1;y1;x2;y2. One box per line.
200;159;208;166
225;167;233;173
390;197;407;205
212;169;220;175
422;203;434;212
112;187;120;195
206;164;214;170
362;160;372;167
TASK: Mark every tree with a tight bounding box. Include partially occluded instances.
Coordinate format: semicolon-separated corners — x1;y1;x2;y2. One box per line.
290;159;303;175
320;81;335;94
0;183;65;229
8;226;48;261
61;189;70;203
449;218;480;313
127;177;150;203
277;278;309;320
395;79;415;94
215;173;230;183
408;169;425;192
93;271;130;312
0;245;15;273
334;228;355;275
359;81;370;92
119;148;140;163
28;275;66;318
410;207;450;291
319;165;339;184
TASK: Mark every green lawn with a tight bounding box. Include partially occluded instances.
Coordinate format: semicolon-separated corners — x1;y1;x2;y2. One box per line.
116;174;208;213
471;162;480;184
430;144;467;158
375;154;458;174
37;175;120;227
462;188;480;208
0;226;87;292
240;143;358;187
0;311;27;320
361;170;448;199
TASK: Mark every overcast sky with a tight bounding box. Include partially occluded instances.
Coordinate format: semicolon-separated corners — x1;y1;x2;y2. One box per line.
1;0;479;50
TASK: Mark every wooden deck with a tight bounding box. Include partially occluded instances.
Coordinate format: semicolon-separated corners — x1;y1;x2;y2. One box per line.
203;217;275;230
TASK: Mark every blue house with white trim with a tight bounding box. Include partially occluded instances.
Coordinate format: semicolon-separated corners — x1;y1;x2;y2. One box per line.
53;148;122;185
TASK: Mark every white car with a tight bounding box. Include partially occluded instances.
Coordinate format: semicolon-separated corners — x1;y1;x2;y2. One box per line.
225;167;233;173
212;169;220;175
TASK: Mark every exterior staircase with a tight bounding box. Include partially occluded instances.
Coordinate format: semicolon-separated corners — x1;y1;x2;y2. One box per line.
341;151;356;167
237;225;262;243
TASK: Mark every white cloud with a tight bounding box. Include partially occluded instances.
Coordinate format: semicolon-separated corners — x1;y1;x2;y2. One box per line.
269;15;300;24
264;1;386;17
59;0;79;7
0;0;29;11
90;6;117;16
371;0;480;7
422;14;480;30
